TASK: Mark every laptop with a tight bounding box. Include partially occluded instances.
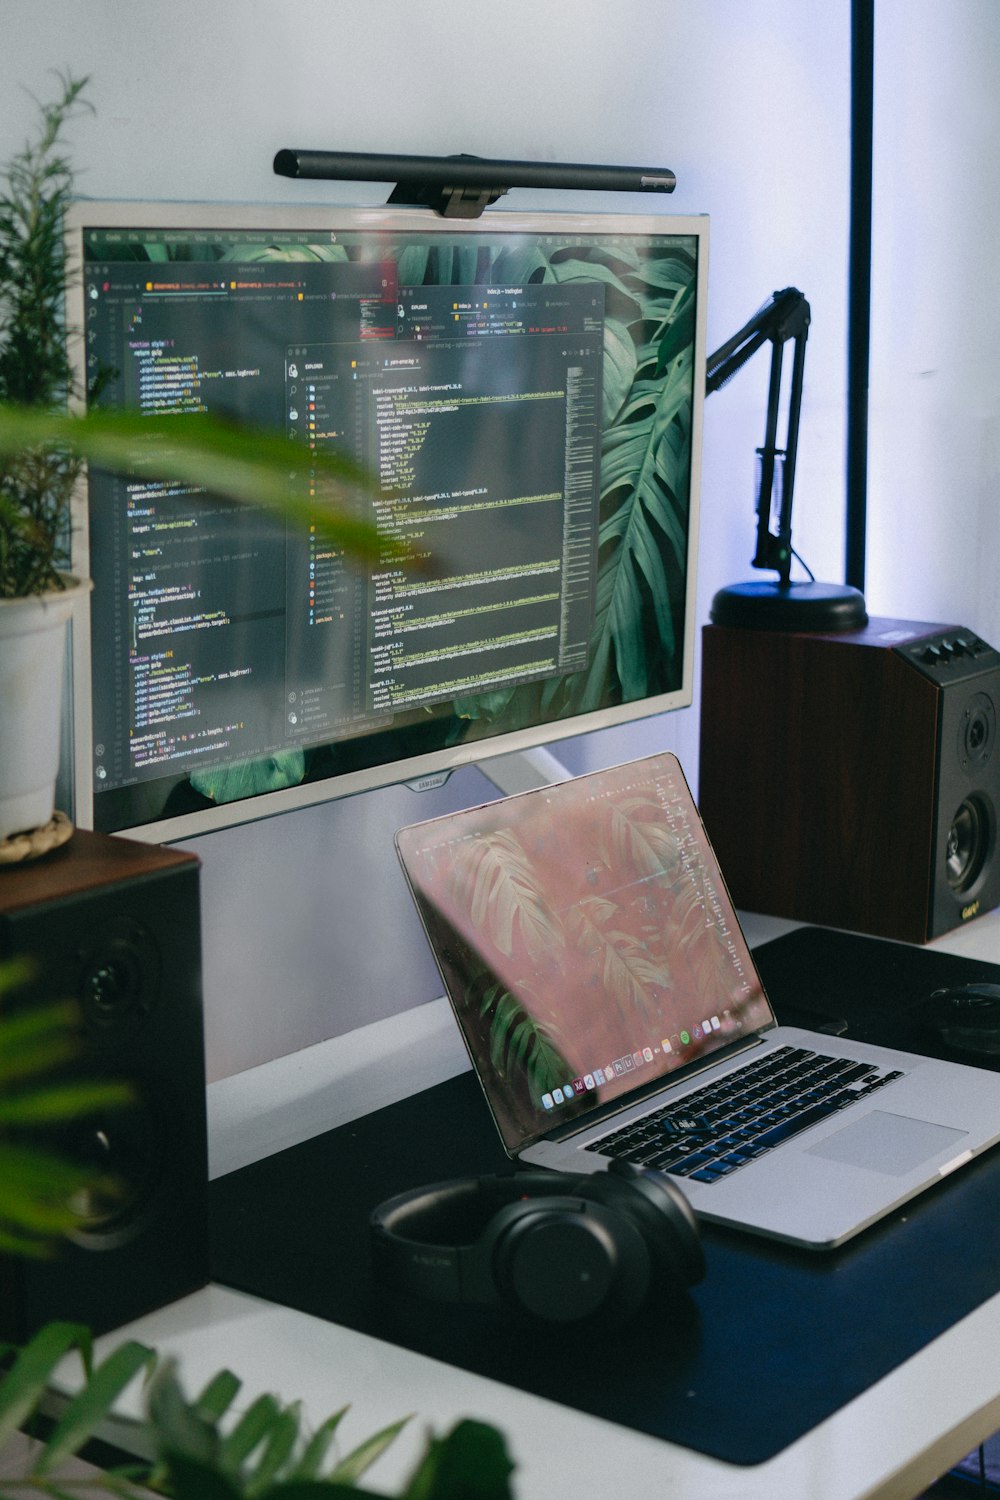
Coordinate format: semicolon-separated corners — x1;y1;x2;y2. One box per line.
395;751;1000;1249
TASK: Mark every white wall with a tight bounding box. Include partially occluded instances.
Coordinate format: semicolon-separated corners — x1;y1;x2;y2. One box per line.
868;2;1000;646
5;2;995;1079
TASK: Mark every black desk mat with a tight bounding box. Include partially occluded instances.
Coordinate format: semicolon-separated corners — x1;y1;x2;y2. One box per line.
210;927;1000;1466
753;924;1000;1063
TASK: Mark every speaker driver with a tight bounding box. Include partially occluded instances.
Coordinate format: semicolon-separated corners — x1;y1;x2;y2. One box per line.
78;924;160;1034
946;794;994;894
61;1094;162;1246
959;693;996;772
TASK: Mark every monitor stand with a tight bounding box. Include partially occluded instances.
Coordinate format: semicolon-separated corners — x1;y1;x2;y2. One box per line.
476;745;572;795
406;746;571;800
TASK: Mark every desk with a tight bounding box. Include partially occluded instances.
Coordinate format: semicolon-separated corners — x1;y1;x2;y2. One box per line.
71;911;1000;1499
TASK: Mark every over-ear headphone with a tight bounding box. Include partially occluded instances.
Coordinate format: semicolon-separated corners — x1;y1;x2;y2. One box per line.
369;1160;704;1324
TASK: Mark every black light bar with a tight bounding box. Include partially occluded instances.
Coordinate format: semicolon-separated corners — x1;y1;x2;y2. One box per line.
273;149;676;218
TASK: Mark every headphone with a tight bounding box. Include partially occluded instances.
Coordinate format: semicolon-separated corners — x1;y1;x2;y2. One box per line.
369;1159;704;1324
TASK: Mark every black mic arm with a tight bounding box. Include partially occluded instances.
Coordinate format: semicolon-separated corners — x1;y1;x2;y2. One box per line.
706;287;810;587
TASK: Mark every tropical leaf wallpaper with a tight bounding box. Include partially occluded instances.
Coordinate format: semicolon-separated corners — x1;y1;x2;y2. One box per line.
400;755;770;1151
446;235;698;736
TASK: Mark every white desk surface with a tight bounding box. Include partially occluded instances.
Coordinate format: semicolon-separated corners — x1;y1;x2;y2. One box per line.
80;911;1000;1500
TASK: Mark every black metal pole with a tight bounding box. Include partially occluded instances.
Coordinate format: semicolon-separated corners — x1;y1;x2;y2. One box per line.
846;0;874;594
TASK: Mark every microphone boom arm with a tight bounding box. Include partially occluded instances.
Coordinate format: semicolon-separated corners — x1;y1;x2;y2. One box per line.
706;287;810;587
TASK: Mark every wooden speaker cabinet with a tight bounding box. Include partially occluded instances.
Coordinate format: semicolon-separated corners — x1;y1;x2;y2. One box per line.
698;617;1000;944
0;829;208;1339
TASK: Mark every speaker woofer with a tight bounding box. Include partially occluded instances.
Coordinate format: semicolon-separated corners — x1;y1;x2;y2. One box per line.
61;1093;162;1245
946;795;994;894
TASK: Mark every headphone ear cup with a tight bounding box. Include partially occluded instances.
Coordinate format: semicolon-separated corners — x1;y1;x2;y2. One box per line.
490;1198;651;1323
580;1161;705;1292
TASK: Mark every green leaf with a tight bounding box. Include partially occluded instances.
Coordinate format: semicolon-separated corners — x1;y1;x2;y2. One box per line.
159;1451;244;1500
0;404;386;581
654;288;696;374
0;1078;134;1125
0;1028;78;1089
0;1142;116;1248
490;243;551;284
243;1405;301;1496
549;256;640;308
218;244;349;265
91;1461;157;1495
449;685;518;725
33;1340;156;1474
0;1224;62;1258
574;354;694;713
601;317;639;426
401;1418;515;1500
0;1322;92;1454
218;1393;285;1471
456;830;562;962
479;985;568;1102
602;798;683;880
633;246;697;293
145;1359;220;1487
190;749;306;806
436;235;699;736
254;1485;367;1500
194;1369;243;1426
0;993;80;1088
328;1414;410;1487
284;1407;349;1481
0;955;35;993
26;1484;92;1500
566;897;670;1025
396;244;430;287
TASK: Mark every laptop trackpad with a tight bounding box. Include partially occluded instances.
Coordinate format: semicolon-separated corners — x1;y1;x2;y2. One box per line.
806;1111;967;1176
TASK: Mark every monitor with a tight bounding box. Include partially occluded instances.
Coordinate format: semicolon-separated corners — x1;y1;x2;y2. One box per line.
65;201;708;842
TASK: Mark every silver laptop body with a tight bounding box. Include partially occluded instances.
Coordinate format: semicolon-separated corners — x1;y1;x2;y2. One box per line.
396;752;1000;1249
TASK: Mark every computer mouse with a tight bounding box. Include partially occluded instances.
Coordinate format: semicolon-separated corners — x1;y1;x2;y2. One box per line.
924;982;1000;1057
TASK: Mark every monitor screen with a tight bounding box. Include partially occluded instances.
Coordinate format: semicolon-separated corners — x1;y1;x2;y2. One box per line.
66;202;708;841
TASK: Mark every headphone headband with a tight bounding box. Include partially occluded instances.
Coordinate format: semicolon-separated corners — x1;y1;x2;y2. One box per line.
370;1172;593;1304
370;1165;703;1323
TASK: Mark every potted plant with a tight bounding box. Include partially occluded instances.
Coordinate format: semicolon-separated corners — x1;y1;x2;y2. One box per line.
0;75;92;846
0;74;379;850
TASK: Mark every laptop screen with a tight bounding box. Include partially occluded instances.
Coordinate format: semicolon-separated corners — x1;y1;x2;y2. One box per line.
396;752;774;1153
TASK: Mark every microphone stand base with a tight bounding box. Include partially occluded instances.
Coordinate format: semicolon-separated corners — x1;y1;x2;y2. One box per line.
709;580;868;632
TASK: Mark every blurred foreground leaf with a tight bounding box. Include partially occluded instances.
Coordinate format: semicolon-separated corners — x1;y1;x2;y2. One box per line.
0;1336;516;1499
0;404;386;567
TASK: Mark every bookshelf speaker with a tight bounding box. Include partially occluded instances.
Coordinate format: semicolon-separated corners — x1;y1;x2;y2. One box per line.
698;617;1000;944
0;829;209;1339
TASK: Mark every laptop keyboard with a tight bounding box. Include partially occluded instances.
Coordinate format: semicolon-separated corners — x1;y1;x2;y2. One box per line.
590;1045;906;1184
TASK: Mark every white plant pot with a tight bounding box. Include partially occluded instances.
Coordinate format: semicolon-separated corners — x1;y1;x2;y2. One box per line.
0;575;92;843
